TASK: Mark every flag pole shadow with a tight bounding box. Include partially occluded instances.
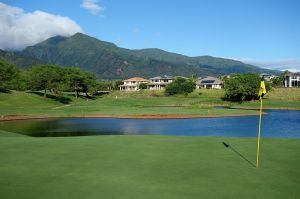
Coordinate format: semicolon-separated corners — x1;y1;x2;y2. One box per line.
222;142;256;168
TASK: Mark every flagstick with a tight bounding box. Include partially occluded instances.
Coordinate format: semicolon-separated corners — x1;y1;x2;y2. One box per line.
256;97;263;168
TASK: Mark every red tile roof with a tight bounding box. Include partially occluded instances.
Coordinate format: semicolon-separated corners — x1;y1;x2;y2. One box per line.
124;77;148;82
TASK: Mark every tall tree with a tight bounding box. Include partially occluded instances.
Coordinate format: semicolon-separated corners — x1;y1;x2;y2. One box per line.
81;71;97;97
65;68;96;98
0;59;18;91
8;69;30;91
29;64;64;97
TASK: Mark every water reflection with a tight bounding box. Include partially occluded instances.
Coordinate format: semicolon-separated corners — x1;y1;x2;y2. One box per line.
0;110;299;138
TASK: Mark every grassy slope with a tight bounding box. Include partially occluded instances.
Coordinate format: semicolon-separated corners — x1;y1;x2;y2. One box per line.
0;90;258;116
0;88;299;117
0;135;299;199
234;88;300;109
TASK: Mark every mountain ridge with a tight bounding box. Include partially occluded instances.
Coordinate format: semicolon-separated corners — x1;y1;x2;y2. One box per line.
4;32;278;79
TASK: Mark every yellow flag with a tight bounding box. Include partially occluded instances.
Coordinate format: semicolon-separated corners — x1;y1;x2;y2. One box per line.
257;80;266;168
258;81;267;98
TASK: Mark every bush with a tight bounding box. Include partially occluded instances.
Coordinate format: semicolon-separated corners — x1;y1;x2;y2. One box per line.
113;80;123;90
139;83;147;90
224;73;263;101
271;76;284;87
165;77;196;96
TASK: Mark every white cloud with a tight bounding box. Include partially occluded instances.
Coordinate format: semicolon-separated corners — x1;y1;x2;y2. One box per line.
225;56;300;72
237;58;300;72
81;0;104;15
132;27;141;33
0;2;83;50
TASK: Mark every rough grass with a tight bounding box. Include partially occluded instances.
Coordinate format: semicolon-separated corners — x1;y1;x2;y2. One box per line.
0;134;299;199
265;88;300;100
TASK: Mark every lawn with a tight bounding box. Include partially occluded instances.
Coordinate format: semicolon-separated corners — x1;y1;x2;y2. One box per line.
0;90;258;117
0;89;299;198
0;132;299;199
0;88;299;118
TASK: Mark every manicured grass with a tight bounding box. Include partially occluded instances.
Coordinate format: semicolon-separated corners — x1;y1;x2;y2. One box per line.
0;133;299;199
0;90;258;116
1;88;299;118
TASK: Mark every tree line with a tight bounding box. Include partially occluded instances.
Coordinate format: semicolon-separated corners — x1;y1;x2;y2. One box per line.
1;58;286;102
0;59;122;97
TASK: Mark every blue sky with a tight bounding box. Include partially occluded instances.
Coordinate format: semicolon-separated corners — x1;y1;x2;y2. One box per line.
1;0;300;71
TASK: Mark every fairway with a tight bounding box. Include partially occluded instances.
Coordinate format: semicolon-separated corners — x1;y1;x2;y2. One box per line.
0;90;260;117
0;132;299;199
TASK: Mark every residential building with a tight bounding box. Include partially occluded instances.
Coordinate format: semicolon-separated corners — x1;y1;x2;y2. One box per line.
197;76;223;89
148;75;174;90
260;73;278;81
284;72;300;87
119;77;149;91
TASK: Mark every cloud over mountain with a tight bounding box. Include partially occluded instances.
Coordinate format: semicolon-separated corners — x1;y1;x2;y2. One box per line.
0;2;83;50
237;58;300;72
80;0;104;15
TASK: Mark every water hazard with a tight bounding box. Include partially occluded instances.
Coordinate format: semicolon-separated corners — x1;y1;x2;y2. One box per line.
0;110;299;138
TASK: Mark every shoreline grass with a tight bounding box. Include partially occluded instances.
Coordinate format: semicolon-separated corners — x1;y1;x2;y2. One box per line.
1;88;299;119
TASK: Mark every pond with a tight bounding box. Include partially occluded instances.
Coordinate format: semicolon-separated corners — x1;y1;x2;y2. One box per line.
0;110;299;138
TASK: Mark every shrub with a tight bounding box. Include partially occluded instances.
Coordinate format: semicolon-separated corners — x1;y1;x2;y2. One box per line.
165;77;196;96
139;83;147;90
224;73;263;101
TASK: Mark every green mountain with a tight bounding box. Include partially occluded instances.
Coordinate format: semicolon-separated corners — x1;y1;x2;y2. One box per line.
131;48;271;75
20;33;276;79
0;50;44;69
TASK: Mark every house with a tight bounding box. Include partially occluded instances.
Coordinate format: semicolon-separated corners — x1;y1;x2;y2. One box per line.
148;75;174;90
197;76;223;89
260;73;278;81
284;72;300;87
119;77;149;91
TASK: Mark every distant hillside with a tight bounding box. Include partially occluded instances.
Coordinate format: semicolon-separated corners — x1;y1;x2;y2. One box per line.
0;50;44;69
132;48;272;75
19;33;277;79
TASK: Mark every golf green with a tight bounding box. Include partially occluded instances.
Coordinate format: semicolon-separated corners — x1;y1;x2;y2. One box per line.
0;133;299;199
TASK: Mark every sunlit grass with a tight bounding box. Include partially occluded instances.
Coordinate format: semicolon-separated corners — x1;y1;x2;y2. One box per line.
0;134;299;199
0;88;299;117
265;88;300;100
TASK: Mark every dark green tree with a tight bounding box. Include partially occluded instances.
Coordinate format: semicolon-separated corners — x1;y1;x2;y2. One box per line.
271;74;285;87
113;80;123;90
29;64;65;97
65;68;86;98
8;69;30;91
65;68;96;98
165;77;196;96
81;72;97;97
0;59;18;91
139;83;147;90
224;73;262;101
